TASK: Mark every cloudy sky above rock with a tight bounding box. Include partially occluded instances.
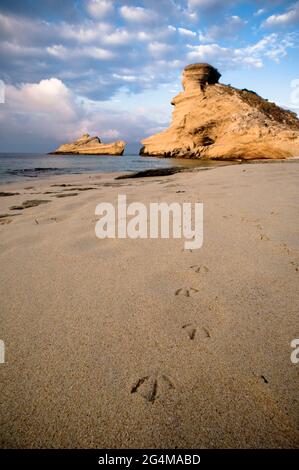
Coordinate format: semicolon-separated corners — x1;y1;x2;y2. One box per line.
0;0;298;152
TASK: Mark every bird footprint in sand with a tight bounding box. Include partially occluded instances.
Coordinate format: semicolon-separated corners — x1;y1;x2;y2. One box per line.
289;261;299;272
182;324;211;340
190;265;209;274
175;287;199;297
259;234;270;241
131;374;175;403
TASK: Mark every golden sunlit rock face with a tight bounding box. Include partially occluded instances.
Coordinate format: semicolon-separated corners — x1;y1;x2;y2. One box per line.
140;63;299;160
50;134;125;155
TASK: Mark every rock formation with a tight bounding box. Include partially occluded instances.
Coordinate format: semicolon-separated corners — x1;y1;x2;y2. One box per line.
140;63;299;160
50;134;125;155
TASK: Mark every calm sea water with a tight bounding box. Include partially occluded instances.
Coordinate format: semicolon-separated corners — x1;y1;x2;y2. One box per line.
0;153;218;184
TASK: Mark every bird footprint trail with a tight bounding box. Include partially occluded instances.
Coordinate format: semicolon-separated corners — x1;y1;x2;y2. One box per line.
175;287;199;297
131;374;175;403
182;324;211;340
289;261;299;272
182;323;197;340
190;265;209;274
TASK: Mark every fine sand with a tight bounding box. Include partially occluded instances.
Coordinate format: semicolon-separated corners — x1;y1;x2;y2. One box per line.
0;161;298;448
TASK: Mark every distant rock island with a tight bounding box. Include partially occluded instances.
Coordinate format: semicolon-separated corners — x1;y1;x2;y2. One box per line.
140;63;299;160
50;134;125;155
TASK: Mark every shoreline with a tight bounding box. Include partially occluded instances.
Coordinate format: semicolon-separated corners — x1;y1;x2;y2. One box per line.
0;161;298;448
0;155;298;188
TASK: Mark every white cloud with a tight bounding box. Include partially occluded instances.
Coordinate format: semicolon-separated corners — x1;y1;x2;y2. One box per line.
60;22;111;43
148;42;173;57
103;29;133;46
87;0;114;19
199;15;246;42
47;44;67;58
178;27;197;37
156;59;183;69
47;44;115;60
112;73;138;82
49;21;133;47
0;41;42;57
0;11;43;41
263;2;299;27
188;0;222;6
188;0;235;10
120;6;156;23
137;31;151;41
240;56;263;68
0;78;82;145
87;47;116;60
64;26;98;43
254;8;265;17
187;33;294;69
188;43;231;62
241;33;294;57
6;78;77;122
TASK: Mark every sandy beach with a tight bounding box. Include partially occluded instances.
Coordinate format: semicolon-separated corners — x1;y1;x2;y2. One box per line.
0;161;298;448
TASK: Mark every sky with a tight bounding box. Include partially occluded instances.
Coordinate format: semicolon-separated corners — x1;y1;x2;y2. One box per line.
0;0;298;152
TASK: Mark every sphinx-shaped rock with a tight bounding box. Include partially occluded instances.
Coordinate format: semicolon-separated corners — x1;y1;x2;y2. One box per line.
140;63;299;160
50;133;125;155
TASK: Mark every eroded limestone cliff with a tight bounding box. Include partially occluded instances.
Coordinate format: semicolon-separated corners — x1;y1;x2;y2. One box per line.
140;63;299;160
50;134;125;156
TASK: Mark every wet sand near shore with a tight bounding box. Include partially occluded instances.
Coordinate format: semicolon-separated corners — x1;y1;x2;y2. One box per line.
0;161;298;448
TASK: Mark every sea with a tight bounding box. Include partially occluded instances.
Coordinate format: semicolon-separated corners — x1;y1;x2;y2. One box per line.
0;152;223;184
